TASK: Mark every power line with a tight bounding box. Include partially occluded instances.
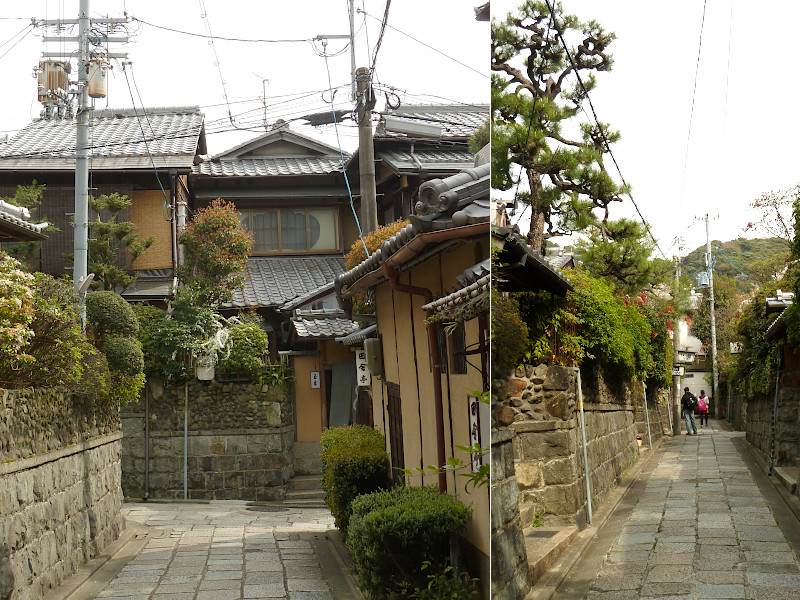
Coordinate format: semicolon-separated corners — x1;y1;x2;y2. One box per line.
541;0;667;260
359;8;487;79
369;0;391;75
130;16;314;43
679;0;708;206
0;25;33;62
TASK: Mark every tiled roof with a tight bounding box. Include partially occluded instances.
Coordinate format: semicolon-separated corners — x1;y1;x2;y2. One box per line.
0;200;47;241
375;104;488;140
336;323;377;346
337;163;490;293
422;274;490;314
378;148;475;174
193;155;345;177
493;226;573;296
0;107;204;170
292;309;360;340
230;255;346;309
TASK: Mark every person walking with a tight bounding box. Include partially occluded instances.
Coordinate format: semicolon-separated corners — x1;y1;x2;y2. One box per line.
681;387;698;435
697;389;709;428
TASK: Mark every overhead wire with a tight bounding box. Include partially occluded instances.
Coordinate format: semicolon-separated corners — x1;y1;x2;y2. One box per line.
0;25;33;62
541;0;667;260
359;8;487;79
130;17;314;43
368;0;391;75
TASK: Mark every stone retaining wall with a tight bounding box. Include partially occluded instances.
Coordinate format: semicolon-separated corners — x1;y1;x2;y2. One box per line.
121;379;295;501
0;388;123;600
495;364;640;528
490;428;531;600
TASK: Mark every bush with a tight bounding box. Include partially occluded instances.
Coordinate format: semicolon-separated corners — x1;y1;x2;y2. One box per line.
491;292;528;376
218;321;269;377
320;425;390;535
0;252;35;374
346;485;473;598
103;335;144;376
86;290;138;336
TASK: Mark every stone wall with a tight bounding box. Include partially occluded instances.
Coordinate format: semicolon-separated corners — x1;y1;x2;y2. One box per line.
121;379;295;501
634;387;672;445
0;388;123;600
490;428;531;600
495;364;640;528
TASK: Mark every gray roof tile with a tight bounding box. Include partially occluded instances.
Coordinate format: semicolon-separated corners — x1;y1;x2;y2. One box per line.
0;106;203;170
378;148;475;173
193;155;344;177
292;309;360;339
230;255;346;309
375;104;488;139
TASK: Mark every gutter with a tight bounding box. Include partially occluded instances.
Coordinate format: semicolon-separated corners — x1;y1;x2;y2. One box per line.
382;262;447;494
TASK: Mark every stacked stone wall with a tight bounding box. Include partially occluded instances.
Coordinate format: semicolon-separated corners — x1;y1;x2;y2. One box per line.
495;364;641;528
745;368;800;468
490;428;531;600
0;388;123;600
121;379;295;501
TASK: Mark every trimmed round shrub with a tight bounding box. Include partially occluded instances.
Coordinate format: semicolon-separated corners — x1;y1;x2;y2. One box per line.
86;290;138;336
346;485;473;598
218;321;270;377
320;425;390;535
103;335;144;376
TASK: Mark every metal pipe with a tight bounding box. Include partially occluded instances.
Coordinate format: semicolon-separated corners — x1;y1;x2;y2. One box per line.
382;263;447;493
574;367;592;525
144;385;150;500
643;381;652;450
74;0;90;325
184;382;188;500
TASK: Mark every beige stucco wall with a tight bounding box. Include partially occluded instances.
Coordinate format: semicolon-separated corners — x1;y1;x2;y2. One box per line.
294;355;324;443
369;239;490;559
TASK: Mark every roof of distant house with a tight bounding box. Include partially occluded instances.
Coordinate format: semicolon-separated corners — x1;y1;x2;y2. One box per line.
374;104;489;140
291;308;361;340
230;255;346;310
0;106;205;171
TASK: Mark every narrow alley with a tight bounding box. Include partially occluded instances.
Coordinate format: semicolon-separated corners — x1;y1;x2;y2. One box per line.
546;421;800;600
46;502;360;600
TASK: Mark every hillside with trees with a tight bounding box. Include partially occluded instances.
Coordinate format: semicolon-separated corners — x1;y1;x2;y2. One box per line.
680;237;790;294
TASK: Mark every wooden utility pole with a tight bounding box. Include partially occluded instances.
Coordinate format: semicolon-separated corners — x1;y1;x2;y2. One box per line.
706;214;720;419
356;67;378;235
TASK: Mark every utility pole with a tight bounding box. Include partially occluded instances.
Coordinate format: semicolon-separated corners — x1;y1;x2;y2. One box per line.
38;3;128;307
706;214;720;419
356;66;378;234
673;255;682;436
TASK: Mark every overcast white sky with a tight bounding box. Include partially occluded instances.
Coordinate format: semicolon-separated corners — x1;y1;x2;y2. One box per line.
0;1;488;155
493;0;800;257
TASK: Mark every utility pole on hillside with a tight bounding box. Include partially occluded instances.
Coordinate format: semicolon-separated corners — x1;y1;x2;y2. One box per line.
705;214;721;419
673;255;682;436
37;1;128;309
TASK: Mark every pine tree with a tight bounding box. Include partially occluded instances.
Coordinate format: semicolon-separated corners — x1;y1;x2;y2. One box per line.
492;1;627;253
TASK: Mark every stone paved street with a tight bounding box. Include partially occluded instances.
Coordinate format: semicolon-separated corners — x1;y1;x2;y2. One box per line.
552;422;800;600
51;501;361;600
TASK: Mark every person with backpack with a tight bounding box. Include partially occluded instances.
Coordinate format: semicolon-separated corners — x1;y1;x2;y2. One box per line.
697;390;709;428
681;387;698;435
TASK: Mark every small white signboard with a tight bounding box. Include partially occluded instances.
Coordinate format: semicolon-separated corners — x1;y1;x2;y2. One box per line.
730;342;744;354
355;347;371;387
672;366;685;377
310;371;321;389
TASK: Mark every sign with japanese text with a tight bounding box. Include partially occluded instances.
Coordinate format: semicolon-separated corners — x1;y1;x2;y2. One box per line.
310;371;321;389
355;347;371;387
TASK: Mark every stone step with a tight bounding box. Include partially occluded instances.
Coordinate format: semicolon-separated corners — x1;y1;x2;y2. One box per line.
282;496;327;509
524;525;579;587
288;474;323;491
285;488;325;501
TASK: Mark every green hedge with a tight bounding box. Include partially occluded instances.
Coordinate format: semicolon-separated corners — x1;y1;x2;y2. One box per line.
103;335;144;376
86;290;138;336
346;485;473;598
320;425;389;535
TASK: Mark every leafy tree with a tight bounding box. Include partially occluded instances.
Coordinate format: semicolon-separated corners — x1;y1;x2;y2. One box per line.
87;193;155;291
575;218;672;295
178;198;252;305
690;275;739;375
746;185;796;244
492;1;627;253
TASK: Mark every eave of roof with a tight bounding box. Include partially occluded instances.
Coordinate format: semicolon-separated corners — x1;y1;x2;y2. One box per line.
492;226;573;296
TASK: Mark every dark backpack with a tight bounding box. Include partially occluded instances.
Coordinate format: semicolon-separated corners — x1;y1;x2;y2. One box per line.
686;394;698;412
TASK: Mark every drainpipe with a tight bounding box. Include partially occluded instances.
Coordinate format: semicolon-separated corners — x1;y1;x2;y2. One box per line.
572;367;592;525
382;263;447;493
144;386;150;500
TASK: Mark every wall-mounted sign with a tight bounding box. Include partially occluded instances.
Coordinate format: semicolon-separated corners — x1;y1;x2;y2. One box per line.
672;366;685;377
310;371;321;389
355;347;371;387
677;351;695;364
730;342;744;354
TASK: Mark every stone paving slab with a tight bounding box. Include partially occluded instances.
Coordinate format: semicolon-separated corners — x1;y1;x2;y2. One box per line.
50;501;363;600
552;424;800;600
